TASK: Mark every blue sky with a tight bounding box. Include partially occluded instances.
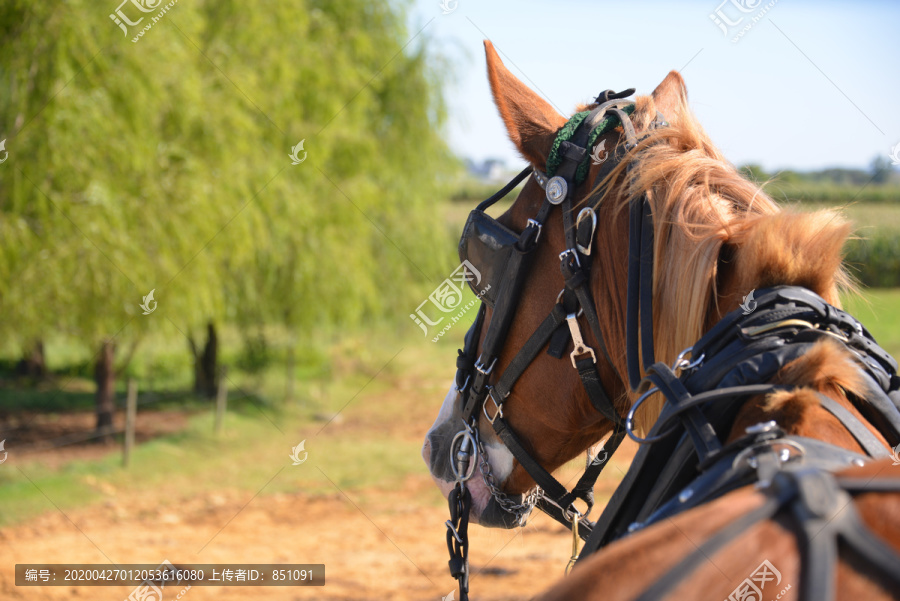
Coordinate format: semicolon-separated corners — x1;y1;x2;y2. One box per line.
407;0;899;171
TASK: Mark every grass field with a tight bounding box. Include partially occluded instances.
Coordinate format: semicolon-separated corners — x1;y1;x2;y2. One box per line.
842;288;900;359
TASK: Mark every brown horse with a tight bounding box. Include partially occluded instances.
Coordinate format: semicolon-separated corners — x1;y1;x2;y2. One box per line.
423;41;900;600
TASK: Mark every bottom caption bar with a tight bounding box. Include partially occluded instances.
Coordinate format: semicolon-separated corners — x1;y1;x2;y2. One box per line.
16;563;324;586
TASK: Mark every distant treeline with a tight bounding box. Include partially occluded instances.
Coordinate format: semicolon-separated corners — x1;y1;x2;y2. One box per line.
740;159;900;287
740;157;900;204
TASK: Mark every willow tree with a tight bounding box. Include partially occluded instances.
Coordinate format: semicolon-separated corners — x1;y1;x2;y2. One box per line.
0;1;227;428
195;0;457;400
0;0;456;427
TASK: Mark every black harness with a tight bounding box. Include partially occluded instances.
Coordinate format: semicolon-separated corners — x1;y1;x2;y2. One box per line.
578;287;900;601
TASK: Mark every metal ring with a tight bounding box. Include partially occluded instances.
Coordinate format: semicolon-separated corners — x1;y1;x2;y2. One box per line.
563;497;593;522
625;387;680;444
449;429;478;482
671;347;705;374
556;290;583;317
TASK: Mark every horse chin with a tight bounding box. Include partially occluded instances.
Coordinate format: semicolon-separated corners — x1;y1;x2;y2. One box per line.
429;471;525;529
477;495;528;529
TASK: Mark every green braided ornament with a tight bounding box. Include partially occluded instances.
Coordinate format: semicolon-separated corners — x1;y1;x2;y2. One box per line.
546;104;636;185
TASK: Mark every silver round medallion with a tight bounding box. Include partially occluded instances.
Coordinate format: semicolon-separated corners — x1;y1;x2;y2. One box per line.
545;176;567;205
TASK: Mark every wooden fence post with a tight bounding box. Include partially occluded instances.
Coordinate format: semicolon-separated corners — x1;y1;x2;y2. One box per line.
123;378;137;467
215;367;228;434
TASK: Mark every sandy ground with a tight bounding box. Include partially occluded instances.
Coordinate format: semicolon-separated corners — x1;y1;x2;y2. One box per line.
0;377;635;601
1;475;589;601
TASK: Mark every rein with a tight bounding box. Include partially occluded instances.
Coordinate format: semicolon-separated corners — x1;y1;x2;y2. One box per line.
446;89;668;599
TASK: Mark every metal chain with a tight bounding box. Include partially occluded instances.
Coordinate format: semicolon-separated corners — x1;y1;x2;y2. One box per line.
474;430;542;525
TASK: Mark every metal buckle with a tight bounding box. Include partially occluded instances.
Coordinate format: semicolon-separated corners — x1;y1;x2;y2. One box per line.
483;388;505;424
575;208;597;256
559;249;581;268
526;218;543;243
566;312;596;368
474;356;497;376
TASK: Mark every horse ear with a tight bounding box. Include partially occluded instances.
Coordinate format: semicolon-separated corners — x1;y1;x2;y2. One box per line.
651;71;689;124
484;40;567;167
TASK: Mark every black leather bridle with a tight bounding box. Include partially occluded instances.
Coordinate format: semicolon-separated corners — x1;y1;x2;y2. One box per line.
445;89;669;599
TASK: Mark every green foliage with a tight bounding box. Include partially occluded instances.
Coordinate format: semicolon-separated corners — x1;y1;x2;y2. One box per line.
841;289;900;359
845;235;900;288
236;331;272;375
0;0;455;370
791;202;900;289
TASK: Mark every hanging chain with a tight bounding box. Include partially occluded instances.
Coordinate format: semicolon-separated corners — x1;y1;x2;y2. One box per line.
446;481;471;600
476;430;542;525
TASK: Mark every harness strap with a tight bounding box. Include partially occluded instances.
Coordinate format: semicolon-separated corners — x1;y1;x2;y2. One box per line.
491;416;578;507
815;394;890;459
491;304;569;399
623;461;900;601
560;254;616;371
634;494;783;601
476;166;532;212
642;361;721;461
575;357;623;426
626;194;656;390
535;427;627;540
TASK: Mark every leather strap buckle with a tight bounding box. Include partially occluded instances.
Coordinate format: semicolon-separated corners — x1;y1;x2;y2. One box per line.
474;356;497;376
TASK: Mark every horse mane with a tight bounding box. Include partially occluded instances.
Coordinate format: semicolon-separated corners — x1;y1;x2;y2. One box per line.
587;95;856;429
